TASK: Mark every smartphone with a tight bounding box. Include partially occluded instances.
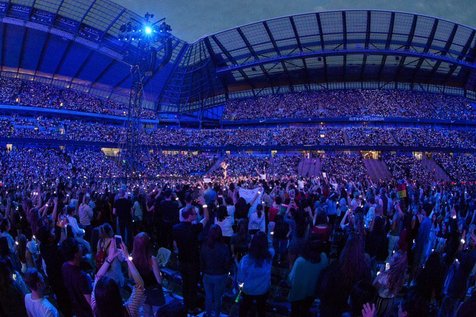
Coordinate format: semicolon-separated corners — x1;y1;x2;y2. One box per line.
114;235;122;246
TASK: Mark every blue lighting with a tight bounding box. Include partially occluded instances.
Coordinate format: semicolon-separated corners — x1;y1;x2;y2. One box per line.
144;26;152;35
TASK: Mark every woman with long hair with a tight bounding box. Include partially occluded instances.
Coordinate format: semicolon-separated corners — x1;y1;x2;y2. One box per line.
318;234;371;316
366;211;388;262
287;206;309;269
234;192;260;221
415;251;445;303
200;225;232;317
374;251;408;316
95;223;124;286
132;232;164;317
92;241;145;317
248;204;265;235
215;205;234;245
231;219;251;263
237;231;274;317
15;234;37;272
234;197;250;221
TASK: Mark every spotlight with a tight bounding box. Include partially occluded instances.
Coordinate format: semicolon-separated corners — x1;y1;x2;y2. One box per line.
144;26;153;35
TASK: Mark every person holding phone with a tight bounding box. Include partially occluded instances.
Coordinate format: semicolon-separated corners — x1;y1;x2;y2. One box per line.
95;224;124;287
92;241;145;317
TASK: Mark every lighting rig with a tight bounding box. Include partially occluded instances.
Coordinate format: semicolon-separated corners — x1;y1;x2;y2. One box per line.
118;13;172;181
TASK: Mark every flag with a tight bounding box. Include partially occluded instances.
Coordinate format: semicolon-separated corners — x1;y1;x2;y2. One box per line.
397;182;407;199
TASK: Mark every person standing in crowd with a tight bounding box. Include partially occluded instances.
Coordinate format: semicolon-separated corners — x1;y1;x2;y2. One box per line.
318;235;371;317
132;190;145;234
415;252;445;304
113;189;133;248
286;204;309;269
204;183;217;207
373;251;408;316
272;213;290;265
413;208;431;270
173;203;210;314
158;189;180;250
200;225;232;317
60;237;93;317
215;205;234;245
388;198;404;258
132;232;164;317
0;258;28;316
237;231;274;317
95;223;123;286
366;209;388;262
179;191;199;222
79;194;94;241
92;241;145;317
24;268;60;317
0;218;15;254
288;239;329;317
326;192;338;230
36;223;72;316
227;183;239;205
248;204;265;235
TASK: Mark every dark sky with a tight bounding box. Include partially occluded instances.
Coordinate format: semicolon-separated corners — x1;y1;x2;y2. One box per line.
113;0;475;42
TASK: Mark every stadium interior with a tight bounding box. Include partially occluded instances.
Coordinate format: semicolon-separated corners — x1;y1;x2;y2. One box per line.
0;1;476;317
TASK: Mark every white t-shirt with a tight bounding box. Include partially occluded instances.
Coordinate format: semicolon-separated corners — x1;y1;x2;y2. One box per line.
66;215;82;237
24;294;60;317
248;212;266;232
215;216;234;237
226;205;235;218
78;204;93;226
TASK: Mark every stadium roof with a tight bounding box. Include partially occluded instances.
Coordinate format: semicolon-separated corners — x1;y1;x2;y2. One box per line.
0;0;186;109
0;3;475;114
160;10;476;113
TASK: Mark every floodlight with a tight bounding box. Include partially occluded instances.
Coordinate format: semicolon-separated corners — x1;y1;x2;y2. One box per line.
144;26;153;35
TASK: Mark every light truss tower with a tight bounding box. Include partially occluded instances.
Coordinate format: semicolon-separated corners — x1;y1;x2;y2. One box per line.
118;13;172;181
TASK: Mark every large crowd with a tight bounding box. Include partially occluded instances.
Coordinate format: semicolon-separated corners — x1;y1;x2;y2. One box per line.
0;149;475;317
1;79;475;125
224;90;476;121
0;78;156;119
1;146;476;186
1;82;476;317
1;115;475;151
383;154;438;183
433;153;476;182
0;148;223;183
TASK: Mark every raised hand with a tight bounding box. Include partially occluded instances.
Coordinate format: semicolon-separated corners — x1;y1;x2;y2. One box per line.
361;303;376;317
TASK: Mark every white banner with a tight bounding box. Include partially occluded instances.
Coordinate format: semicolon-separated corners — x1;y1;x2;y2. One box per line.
238;186;263;216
